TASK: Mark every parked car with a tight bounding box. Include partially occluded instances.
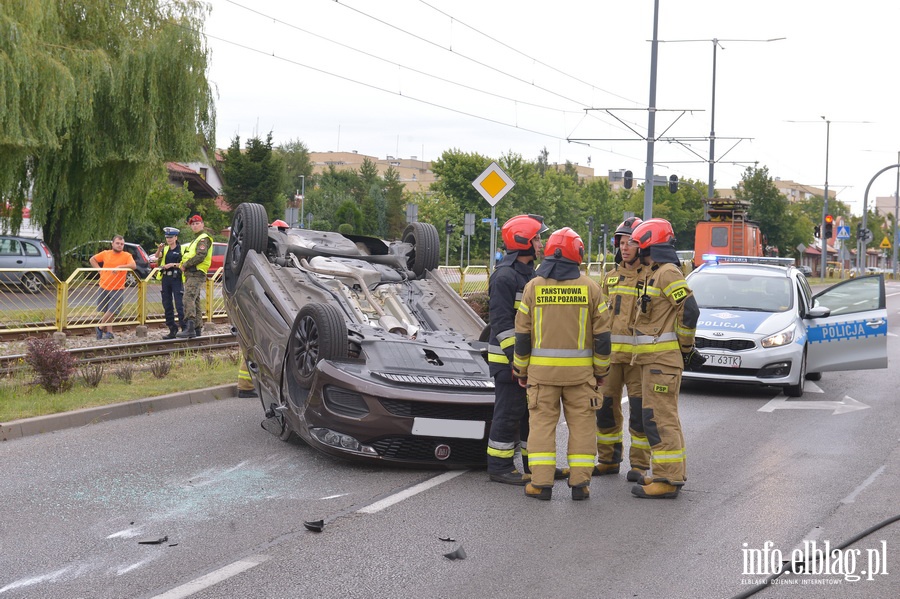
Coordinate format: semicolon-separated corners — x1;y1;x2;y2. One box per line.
208;242;227;277
65;240;151;285
223;203;494;467
0;235;56;293
682;255;888;397
797;264;813;276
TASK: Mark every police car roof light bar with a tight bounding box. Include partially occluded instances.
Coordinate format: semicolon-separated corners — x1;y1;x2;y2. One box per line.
701;254;795;267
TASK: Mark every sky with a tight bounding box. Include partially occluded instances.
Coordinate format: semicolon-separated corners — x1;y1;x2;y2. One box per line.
203;0;900;215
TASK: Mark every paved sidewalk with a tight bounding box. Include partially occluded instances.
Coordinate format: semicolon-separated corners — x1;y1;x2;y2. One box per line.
0;384;239;442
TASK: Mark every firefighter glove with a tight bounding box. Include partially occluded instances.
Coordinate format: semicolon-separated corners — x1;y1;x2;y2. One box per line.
682;348;707;371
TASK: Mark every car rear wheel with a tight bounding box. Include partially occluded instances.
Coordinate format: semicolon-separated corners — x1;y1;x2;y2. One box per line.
225;203;268;292
806;372;822;381
785;349;807;397
288;303;348;388
401;222;440;278
20;272;44;294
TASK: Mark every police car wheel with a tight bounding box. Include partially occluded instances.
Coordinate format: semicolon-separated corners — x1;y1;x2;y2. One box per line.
805;372;822;381
784;349;807;398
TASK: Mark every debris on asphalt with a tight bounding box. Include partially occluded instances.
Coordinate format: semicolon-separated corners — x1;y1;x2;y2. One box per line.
443;546;467;560
138;535;168;545
303;519;325;533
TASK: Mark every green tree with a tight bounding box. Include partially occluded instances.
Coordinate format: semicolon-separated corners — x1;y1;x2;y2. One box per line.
0;0;215;265
736;165;798;257
221;133;285;221
276;138;312;199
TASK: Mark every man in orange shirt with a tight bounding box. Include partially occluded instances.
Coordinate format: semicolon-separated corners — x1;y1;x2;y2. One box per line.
90;236;136;340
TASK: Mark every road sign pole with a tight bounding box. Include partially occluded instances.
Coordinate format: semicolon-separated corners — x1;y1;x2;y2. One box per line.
489;206;497;273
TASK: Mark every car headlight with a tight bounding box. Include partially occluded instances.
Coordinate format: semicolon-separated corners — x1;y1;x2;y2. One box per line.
761;325;796;348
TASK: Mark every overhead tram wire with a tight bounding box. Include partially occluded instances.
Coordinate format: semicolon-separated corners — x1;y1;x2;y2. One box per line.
196;27;646;164
415;0;643;107
222;0;651;155
328;0;608;115
221;0;576;115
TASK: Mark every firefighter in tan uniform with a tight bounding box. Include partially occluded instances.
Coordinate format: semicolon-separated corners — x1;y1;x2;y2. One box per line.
626;218;704;499
593;217;652;482
513;228;611;501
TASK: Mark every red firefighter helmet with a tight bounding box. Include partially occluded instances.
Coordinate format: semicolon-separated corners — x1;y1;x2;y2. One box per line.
270;219;289;230
501;214;549;251
614;216;643;245
630;218;675;250
544;227;585;264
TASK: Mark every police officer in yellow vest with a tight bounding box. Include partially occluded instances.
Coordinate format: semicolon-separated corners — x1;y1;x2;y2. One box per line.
514;227;611;501
155;227;185;339
626;218;704;499
177;214;212;339
594;217;652;482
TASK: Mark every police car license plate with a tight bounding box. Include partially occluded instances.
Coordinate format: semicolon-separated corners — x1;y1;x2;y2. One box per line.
412;417;485;439
701;353;741;368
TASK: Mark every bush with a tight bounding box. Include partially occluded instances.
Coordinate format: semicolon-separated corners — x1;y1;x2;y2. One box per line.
80;364;104;388
25;337;77;394
115;362;134;384
150;359;171;379
465;292;489;321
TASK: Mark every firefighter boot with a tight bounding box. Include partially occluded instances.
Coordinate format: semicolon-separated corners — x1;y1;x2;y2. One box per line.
489;470;527;486
525;483;552;501
592;463;621;476
626;468;648;483
571;485;590;501
631;482;680;499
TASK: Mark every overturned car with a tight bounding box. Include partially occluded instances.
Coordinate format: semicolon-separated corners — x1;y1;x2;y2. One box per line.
223;203;494;467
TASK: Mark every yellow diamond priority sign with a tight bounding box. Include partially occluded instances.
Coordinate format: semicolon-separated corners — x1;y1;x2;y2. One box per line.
473;162;515;207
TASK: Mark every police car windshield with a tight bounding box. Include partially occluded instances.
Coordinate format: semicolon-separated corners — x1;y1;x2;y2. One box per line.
689;271;792;313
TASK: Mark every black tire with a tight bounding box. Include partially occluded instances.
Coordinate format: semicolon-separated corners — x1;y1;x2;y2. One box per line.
401;222;440;278
125;272;138;288
20;272;44;294
784;348;807;398
806;372;822;381
225;203;268;293
287;303;348;388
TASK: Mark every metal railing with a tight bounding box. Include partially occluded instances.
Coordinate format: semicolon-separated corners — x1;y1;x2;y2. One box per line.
0;267;227;334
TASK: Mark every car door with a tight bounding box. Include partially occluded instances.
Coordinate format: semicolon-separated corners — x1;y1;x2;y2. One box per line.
805;275;887;372
0;238;23;284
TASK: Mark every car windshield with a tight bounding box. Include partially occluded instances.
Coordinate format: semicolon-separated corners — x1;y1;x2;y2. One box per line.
689;271;792;312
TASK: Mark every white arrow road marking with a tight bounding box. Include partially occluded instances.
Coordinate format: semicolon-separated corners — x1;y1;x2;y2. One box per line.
758;395;869;415
803;381;824;393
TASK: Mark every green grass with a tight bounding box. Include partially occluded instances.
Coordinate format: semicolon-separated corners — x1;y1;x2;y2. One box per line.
0;352;238;422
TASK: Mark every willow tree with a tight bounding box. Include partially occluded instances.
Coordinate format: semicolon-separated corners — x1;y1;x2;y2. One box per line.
0;0;214;262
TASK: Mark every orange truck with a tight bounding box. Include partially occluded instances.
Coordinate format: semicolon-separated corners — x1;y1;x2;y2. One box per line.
693;199;764;267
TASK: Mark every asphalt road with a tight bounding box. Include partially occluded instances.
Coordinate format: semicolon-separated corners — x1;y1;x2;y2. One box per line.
1;288;898;599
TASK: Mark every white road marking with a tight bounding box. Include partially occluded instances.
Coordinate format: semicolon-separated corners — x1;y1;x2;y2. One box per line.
149;555;270;599
0;567;72;594
841;465;886;504
357;471;466;514
320;493;349;500
759;395;869;415
107;528;142;539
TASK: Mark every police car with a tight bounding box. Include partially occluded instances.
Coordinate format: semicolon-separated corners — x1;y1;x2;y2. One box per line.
683;255;888;397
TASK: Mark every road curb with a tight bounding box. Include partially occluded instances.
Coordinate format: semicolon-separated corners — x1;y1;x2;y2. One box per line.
0;384;239;442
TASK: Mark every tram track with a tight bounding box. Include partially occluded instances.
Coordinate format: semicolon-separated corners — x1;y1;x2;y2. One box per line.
0;333;239;376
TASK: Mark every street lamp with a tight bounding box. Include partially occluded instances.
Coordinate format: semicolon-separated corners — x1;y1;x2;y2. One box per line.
657;37;785;219
298;175;305;229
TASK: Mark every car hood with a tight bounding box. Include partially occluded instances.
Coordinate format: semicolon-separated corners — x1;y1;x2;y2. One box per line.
696;308;795;337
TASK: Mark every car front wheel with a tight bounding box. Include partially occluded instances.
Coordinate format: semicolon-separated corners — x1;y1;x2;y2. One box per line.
784;348;807;397
287;303;348;389
225;203;268;293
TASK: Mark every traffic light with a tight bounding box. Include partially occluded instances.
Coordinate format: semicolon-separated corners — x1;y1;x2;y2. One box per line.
814;225;821;238
623;170;633;189
587;216;594;235
601;223;608;236
445;219;454;235
668;175;679;194
824;214;833;239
